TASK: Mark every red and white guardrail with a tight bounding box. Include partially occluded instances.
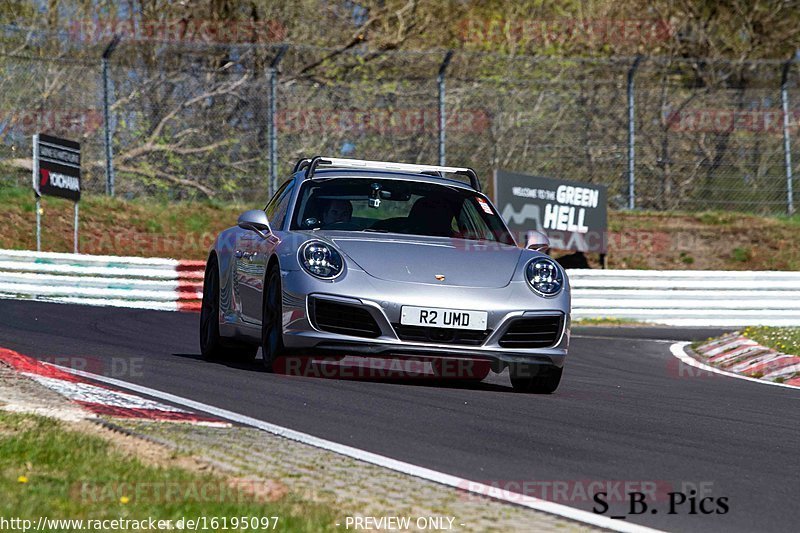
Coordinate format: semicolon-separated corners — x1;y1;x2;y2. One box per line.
0;249;203;312
2;249;800;326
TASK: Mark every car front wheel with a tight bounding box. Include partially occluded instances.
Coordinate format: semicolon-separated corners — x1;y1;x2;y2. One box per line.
261;264;287;372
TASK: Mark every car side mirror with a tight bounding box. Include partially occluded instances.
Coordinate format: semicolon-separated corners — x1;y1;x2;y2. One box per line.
526;230;550;253
237;210;271;238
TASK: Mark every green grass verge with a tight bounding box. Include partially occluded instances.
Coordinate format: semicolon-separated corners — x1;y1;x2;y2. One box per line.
741;326;800;355
0;412;335;532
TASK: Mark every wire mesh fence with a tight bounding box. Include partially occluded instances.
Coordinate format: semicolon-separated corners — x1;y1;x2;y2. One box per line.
0;25;797;213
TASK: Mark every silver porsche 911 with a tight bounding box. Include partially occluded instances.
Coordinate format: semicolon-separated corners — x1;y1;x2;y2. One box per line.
200;157;570;393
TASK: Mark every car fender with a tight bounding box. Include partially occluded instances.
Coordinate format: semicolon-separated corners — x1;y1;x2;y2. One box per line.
211;226;240;319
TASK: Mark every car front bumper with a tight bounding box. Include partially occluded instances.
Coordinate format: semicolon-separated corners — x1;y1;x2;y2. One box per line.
278;268;570;372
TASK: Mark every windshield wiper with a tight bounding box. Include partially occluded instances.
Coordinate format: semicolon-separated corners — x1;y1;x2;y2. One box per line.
362;228;389;233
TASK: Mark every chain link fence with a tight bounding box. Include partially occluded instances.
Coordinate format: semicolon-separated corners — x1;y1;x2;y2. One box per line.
1;25;798;213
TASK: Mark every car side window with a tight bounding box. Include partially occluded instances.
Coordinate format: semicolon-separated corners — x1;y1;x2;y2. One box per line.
265;180;294;230
457;200;489;240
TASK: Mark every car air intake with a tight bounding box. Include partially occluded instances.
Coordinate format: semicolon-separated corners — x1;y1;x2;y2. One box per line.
309;298;382;338
393;325;490;346
498;315;563;348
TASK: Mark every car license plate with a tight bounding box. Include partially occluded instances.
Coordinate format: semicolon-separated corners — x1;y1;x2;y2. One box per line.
400;306;488;331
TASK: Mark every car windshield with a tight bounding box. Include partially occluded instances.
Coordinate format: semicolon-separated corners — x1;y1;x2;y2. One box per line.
290;177;515;245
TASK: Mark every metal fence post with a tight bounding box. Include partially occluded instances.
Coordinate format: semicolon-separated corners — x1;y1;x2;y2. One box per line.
74;203;79;254
101;35;120;196
627;56;642;210
32;134;40;252
438;50;454;166
781;52;798;216
268;45;289;199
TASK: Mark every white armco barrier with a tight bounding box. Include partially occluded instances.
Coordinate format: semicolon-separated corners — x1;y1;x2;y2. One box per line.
568;269;800;326
0;249;798;326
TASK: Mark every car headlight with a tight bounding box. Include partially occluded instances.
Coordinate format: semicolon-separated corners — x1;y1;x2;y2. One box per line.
299;241;344;279
525;258;563;296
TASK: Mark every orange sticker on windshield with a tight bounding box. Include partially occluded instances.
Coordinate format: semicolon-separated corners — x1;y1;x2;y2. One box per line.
476;197;493;214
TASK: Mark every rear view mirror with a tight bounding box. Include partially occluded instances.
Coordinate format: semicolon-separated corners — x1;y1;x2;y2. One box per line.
526;230;550;253
237;210;271;238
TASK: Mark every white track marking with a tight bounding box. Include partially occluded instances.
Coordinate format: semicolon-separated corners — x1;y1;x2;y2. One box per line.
572;334;676;344
670;342;800;390
48;362;662;533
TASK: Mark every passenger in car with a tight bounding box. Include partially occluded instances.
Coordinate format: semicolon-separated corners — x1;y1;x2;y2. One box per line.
407;197;456;237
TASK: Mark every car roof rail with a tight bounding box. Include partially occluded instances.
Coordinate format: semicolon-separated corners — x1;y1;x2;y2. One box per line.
303;156;481;191
292;158;312;174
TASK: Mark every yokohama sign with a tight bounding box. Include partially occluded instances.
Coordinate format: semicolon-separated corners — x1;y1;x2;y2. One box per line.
33;134;81;202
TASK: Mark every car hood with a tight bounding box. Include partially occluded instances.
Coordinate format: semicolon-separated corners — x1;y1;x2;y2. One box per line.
327;234;522;288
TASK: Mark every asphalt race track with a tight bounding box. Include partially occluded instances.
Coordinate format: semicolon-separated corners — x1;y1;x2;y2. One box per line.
1;299;798;532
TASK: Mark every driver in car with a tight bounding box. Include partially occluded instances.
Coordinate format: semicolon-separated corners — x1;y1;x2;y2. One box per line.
322;199;353;226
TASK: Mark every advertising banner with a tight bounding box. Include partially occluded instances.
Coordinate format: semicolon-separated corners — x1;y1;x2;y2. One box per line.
493;170;607;253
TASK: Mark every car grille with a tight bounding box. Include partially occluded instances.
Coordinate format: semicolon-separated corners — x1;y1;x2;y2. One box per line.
498;315;563;349
393;325;490;346
309;298;382;338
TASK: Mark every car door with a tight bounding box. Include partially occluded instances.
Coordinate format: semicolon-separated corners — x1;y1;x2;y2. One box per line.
236;180;294;324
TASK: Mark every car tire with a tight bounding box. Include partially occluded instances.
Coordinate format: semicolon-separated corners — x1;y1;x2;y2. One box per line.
200;256;258;361
509;364;563;394
261;264;287;372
